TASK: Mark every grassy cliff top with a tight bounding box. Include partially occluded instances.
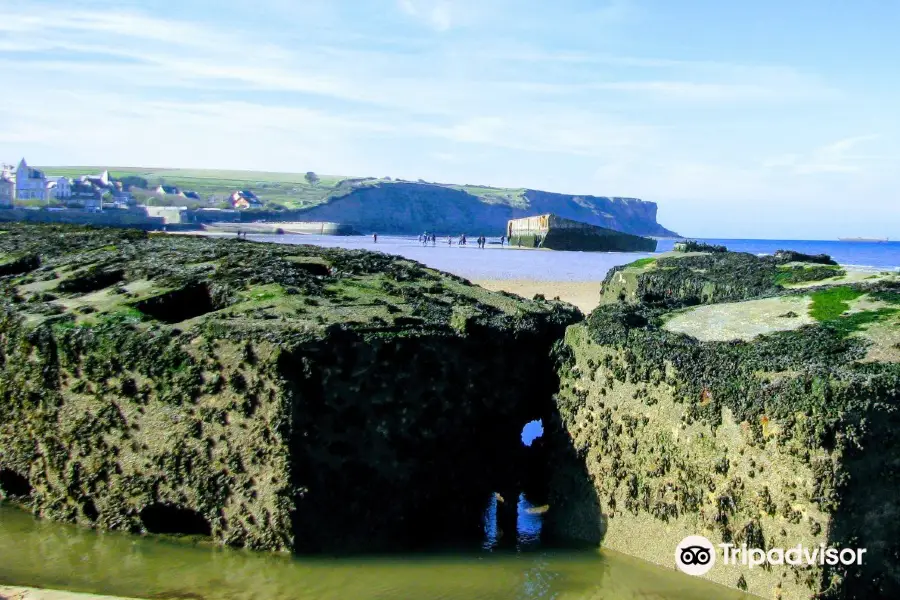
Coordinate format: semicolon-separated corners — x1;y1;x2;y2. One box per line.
0;224;580;341
37;166;632;212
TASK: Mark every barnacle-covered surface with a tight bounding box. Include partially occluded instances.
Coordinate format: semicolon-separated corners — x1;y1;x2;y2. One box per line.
0;223;581;553
547;249;900;599
598;250;852;307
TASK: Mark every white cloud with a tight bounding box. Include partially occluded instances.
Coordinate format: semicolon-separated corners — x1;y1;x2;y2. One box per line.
397;0;454;31
429;112;659;157
763;135;885;175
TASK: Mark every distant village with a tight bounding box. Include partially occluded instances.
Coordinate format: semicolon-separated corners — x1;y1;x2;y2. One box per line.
0;159;265;217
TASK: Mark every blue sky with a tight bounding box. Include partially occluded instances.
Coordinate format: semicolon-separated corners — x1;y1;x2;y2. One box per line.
1;0;897;239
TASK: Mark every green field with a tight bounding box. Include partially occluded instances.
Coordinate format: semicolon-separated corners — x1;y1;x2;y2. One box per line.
40;167;356;210
39;166;533;211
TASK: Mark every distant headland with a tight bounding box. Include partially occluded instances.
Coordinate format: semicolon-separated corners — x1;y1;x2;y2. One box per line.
0;162;679;238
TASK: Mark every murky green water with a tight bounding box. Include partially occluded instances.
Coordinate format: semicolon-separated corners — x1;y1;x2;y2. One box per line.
0;505;748;600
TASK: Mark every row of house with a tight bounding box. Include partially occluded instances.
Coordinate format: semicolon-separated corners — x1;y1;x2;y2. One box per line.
1;158;267;211
0;159;133;211
154;185;200;200
153;186;263;209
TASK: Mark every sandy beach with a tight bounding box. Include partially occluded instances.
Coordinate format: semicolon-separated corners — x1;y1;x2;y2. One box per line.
473;279;604;314
0;587;139;600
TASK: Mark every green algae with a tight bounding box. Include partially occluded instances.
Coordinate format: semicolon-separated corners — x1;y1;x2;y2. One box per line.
774;265;845;286
624;257;655;269
809;286;865;321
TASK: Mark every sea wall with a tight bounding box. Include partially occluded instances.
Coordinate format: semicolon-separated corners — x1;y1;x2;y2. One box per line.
0;208;171;230
206;221;358;236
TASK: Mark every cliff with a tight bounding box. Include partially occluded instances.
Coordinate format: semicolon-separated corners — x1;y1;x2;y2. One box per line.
0;223;580;553
294;182;678;237
545;249;900;599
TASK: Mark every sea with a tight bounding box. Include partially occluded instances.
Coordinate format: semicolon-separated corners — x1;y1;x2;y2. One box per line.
255;235;900;281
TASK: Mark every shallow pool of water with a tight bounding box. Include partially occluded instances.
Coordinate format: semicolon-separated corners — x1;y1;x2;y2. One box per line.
0;505;749;600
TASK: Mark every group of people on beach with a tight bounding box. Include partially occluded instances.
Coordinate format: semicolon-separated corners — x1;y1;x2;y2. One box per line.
370;233;509;248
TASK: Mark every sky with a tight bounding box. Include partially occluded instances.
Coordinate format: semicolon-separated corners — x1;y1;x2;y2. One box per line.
0;0;897;239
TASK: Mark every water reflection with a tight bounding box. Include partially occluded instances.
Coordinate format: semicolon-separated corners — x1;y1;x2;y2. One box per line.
481;492;554;552
0;505;749;600
516;495;543;551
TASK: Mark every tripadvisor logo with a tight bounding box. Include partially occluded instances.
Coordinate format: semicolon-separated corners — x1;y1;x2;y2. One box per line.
675;535;716;576
675;535;867;576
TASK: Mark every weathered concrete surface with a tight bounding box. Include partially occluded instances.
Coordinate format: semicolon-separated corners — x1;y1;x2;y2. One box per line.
546;250;900;599
663;295;816;341
507;214;657;252
598;251;849;307
0;223;581;553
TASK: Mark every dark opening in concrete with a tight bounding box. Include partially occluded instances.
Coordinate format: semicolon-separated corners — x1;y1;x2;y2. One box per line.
139;503;211;536
82;500;99;521
0;469;32;498
133;283;219;323
57;268;125;294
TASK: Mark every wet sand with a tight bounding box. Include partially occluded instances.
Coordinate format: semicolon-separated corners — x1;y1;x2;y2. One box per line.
0;587;139;600
473;279;604;314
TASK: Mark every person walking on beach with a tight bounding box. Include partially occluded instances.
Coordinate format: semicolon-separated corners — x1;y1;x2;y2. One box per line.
447;236;452;245
373;233;378;243
500;235;506;246
431;234;436;246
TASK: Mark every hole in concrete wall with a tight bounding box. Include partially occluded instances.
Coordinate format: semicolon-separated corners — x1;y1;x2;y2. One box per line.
521;419;544;447
82;499;99;521
0;253;40;277
57;267;124;294
139;503;211;536
0;469;32;498
133;283;219;324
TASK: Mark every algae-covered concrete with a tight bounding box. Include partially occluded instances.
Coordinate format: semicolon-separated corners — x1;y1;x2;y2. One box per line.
0;223;581;553
546;249;900;599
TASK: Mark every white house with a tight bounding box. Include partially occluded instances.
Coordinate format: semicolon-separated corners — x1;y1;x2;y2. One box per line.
52;176;72;199
14;158;47;201
0;164;14;207
155;185;182;196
